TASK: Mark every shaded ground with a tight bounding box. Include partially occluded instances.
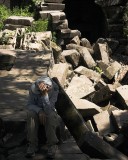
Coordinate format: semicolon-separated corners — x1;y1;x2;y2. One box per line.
0;49;122;160
0;50;51;121
4;136;107;160
0;49;91;160
34;138;90;160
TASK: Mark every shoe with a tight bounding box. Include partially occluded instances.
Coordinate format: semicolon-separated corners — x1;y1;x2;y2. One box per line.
47;145;58;159
26;144;38;158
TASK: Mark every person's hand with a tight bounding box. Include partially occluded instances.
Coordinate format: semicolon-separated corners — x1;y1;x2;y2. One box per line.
39;111;47;125
38;82;51;95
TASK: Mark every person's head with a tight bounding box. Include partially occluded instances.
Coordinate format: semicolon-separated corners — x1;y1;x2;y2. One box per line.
31;75;52;94
36;81;52;93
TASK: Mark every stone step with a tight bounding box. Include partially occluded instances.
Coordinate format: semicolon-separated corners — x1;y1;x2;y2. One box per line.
4;16;34;26
57;29;81;39
49;11;66;22
4;24;27;30
41;3;65;11
44;0;64;2
39;10;63;20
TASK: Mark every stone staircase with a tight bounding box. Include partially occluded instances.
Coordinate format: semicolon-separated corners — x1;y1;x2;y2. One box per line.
39;0;128;53
39;0;81;47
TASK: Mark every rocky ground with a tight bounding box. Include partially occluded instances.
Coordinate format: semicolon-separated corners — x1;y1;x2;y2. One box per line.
0;14;128;160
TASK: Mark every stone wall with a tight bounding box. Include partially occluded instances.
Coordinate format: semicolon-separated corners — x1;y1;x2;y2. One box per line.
95;0;127;39
95;0;128;54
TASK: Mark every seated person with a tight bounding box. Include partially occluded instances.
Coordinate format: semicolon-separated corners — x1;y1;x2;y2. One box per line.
26;75;60;159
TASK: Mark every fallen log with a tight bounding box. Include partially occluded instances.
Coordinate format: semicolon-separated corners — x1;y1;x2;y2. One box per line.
53;77;128;159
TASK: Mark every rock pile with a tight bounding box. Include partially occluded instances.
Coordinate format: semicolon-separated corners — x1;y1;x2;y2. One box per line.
49;34;128;157
0;0;128;158
0;26;128;159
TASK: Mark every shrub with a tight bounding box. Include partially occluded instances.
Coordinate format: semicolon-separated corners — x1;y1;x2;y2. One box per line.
0;33;9;45
94;66;103;74
0;5;10;30
10;6;33;17
26;19;49;32
0;5;10;21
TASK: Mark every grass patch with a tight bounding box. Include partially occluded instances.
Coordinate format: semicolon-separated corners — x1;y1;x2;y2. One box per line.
26;19;49;32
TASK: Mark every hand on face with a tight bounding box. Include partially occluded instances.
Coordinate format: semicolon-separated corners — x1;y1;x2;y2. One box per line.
38;82;51;94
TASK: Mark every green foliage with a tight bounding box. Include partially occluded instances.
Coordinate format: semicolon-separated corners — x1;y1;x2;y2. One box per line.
52;32;57;43
0;4;33;18
26;19;49;32
0;5;10;30
0;33;9;45
0;22;4;31
94;66;103;74
0;4;33;31
0;5;10;21
32;0;43;5
10;6;33;17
